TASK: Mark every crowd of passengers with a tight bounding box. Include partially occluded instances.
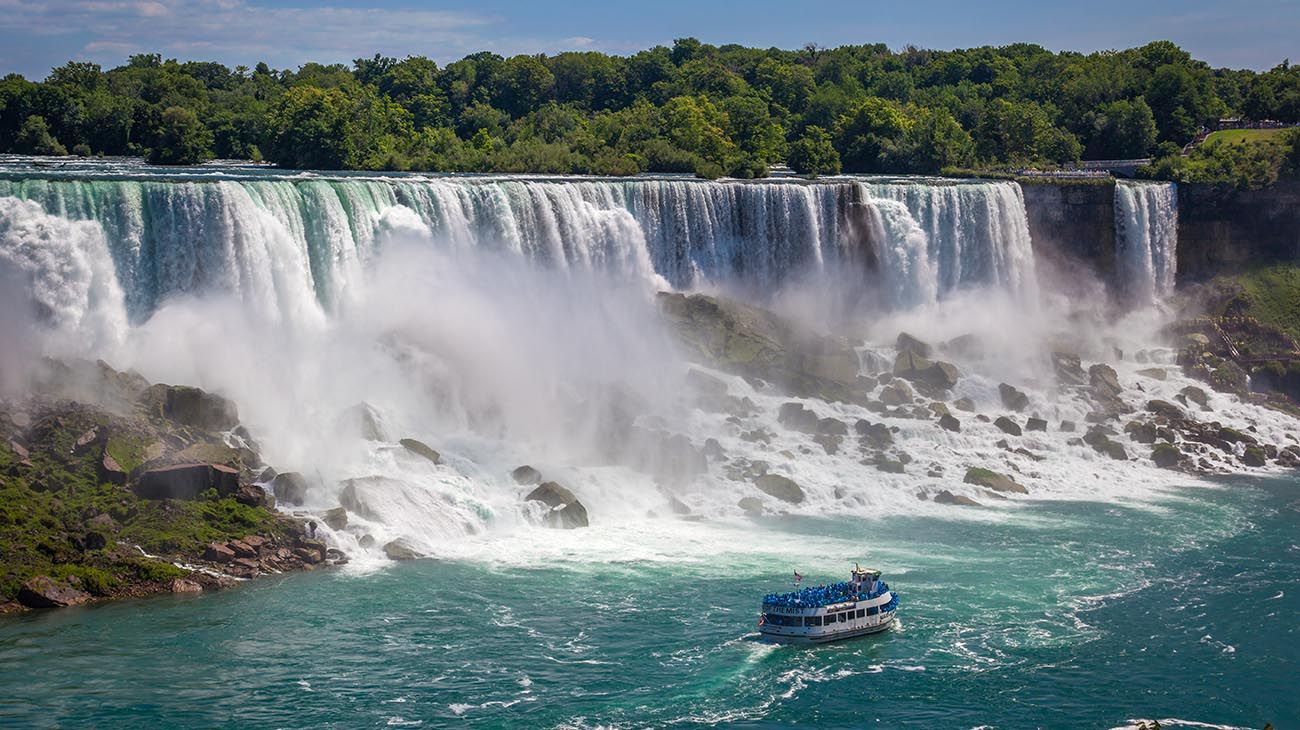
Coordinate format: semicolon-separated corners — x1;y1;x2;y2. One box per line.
763;580;889;608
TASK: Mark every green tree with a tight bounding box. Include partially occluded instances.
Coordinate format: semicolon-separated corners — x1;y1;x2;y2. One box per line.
267;86;356;169
720;94;784;160
834;96;909;171
14;114;66;155
1084;98;1158;159
891;106;974;173
494;55;555;117
1146;63;1220;144
145;106;212;164
787;125;841;176
661;95;734;164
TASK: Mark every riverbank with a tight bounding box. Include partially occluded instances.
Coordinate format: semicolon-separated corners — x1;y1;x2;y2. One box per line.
0;359;345;613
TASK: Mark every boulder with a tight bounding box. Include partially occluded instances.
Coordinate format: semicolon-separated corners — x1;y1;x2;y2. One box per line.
963;467;1028;494
271;472;310;506
170;579;203;594
1242;446;1267;467
511;465;543;485
1151;442;1183;469
322;507;348;531
994;416;1022;436
1137;368;1168;381
896;332;932;357
232;483;272;508
98;451;127;486
525;481;590;528
998;383;1030;412
855;420;894;448
1178;333;1211;351
933;490;980;507
878;380;914;406
1180;386;1208;408
17;576;92;609
895;351;959;390
1051;352;1088;386
942;333;982;359
938;413;961;432
737;497;765;516
1089;364;1122;397
1126;422;1159;444
399;438;441;465
1025;417;1047;432
1146;400;1185;420
778;402;820;433
1060;420;1076;432
204;542;236;562
753;474;805;504
135;463;240;500
150;385;239;431
953;397;976;412
876;460;905;474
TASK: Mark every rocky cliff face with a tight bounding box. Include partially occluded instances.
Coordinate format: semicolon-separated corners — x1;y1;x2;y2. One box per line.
1020;182;1117;279
1176;181;1300;279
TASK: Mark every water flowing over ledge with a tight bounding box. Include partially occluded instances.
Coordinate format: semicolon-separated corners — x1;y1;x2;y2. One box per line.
1115;180;1178;307
0;174;1039;324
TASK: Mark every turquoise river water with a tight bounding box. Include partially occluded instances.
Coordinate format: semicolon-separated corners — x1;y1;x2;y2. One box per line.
1;476;1295;729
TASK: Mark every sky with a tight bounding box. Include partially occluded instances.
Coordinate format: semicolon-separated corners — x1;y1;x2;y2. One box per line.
1;0;1297;80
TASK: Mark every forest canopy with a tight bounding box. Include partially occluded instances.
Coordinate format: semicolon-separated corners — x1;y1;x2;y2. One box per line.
1;40;1298;179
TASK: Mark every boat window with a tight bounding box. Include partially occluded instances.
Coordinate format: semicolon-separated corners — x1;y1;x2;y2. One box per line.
856;609;865;619
839;612;849;623
805;616;821;627
867;606;878;616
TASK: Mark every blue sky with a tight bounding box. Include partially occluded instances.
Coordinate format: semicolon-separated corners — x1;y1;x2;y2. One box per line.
1;0;1297;79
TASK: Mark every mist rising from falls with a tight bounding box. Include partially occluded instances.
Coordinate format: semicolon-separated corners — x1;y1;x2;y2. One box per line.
1114;180;1178;307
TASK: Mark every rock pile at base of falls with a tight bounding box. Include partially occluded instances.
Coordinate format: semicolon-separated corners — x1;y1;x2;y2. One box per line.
656;292;862;402
525;481;590;528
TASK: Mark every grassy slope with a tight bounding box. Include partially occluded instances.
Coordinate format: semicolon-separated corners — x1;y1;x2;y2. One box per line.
1203;128;1289;146
1213;264;1300;341
0;408;288;602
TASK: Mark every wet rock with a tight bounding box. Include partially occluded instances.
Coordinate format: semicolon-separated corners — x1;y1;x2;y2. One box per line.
1146;400;1185;420
953;397;976;412
233;482;272;508
136;463;240;500
928;402;951;418
876;460;905;474
339;402;387;441
894;351;960;391
938;413;961;432
141;385;239;431
753;473;805;504
685;368;729;396
740;429;773;444
170;578;203;594
1060;420;1076;432
322;507;348;531
778;402;820;433
1218;427;1257;446
994;416;1022;436
1180;386;1208;408
963;467;1027;494
257;466;277;483
1126;421;1159;444
271;472;309;507
1089;364;1122;396
1025;417;1047;432
942;333;982;359
702;438;725;460
998;383;1029;412
358;534;376;549
896;332;932;357
17;576;92;608
933;490;980;507
1052;352;1088;386
399;438;441;465
381;540;421;560
1137;368;1168;381
854;419;893;448
816;417;849;437
1242;446;1267;467
511;465;543;485
1151;442;1184;469
737;497;764;516
526;481;590;528
878;380;914;406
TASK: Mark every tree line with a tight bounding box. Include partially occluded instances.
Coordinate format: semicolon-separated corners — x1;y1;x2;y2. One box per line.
2;39;1299;179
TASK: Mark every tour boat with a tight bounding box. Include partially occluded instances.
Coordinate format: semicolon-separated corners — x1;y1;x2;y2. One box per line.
758;566;898;644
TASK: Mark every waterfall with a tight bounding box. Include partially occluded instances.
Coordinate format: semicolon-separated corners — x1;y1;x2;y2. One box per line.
1114;180;1178;306
0;173;1040;324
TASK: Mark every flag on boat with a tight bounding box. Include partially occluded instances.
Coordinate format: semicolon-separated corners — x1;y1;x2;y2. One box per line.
794;571;803;584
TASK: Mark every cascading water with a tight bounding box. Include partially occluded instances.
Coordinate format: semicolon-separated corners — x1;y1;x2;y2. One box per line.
0;171;1038;324
1114;180;1178;307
